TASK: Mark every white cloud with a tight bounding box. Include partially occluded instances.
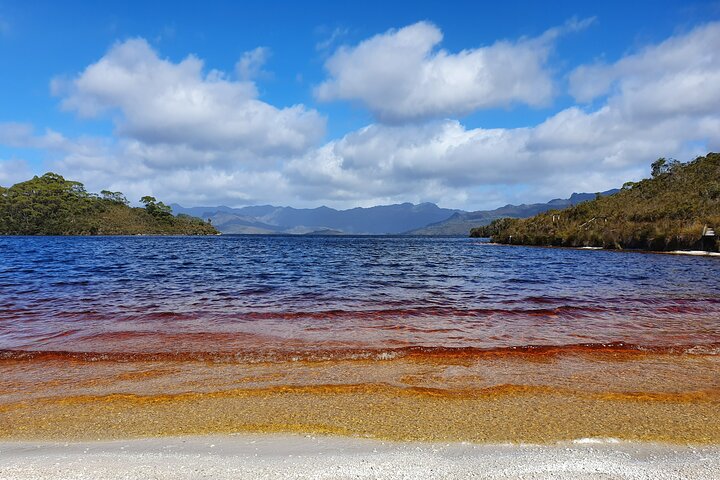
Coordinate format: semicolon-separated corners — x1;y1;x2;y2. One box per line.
55;150;291;207
2;22;720;211
569;22;720;113
0;159;32;186
315;21;562;122
236;46;271;80
1;38;324;205
0;122;84;152
55;39;325;156
283;107;712;208
289;23;720;207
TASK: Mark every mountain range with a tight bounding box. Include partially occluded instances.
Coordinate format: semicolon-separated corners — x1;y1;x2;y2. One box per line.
405;190;619;235
171;190;618;236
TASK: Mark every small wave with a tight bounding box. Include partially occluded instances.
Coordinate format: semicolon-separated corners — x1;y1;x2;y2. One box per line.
235;305;607;321
50;280;90;287
2;341;719;365
685;345;720;355
19;383;720;407
506;278;545;284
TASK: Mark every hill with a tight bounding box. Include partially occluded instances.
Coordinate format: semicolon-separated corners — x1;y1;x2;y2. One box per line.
471;153;720;252
404;191;618;236
0;173;217;235
171;202;460;235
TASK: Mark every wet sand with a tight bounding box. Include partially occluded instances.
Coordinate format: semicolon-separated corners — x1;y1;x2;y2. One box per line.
1;434;718;480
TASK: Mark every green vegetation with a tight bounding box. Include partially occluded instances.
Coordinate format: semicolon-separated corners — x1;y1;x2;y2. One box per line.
0;173;218;235
470;153;720;252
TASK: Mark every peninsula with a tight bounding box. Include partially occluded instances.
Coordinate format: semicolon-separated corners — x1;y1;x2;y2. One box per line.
0;173;217;235
471;153;720;252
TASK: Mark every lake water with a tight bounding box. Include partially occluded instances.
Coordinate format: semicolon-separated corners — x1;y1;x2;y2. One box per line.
1;236;719;442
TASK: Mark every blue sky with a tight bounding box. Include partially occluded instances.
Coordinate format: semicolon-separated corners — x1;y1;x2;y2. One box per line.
1;0;719;209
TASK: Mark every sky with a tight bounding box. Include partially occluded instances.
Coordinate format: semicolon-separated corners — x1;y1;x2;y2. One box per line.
1;0;720;210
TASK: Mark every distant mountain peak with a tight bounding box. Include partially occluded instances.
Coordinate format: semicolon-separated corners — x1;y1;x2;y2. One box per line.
172;191;619;236
404;189;619;236
172;201;457;235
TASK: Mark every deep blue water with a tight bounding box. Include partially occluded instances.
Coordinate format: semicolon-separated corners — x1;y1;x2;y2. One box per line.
1;236;719;356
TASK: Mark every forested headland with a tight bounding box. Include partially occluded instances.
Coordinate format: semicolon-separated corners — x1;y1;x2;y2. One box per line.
470;153;720;252
0;173;218;235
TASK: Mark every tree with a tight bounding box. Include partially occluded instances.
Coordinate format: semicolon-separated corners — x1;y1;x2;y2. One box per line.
0;173;218;235
652;158;683;178
0;173;99;234
100;190;129;205
140;196;172;218
651;158;667;178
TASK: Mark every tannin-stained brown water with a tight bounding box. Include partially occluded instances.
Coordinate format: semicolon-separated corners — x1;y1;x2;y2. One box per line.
1;236;719;442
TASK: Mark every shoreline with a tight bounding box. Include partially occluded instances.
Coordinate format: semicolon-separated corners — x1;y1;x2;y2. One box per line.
473;240;720;257
1;434;719;480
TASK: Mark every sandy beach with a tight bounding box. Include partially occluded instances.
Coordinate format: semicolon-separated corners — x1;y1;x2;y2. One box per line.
1;434;719;480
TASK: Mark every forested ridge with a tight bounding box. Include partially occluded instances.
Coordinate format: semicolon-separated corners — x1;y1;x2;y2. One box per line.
0;173;218;235
470;153;720;252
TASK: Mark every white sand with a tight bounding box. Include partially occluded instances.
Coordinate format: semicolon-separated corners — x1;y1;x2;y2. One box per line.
669;250;720;257
1;434;718;479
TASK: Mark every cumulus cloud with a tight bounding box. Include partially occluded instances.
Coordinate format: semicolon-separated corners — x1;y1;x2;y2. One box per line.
569;21;720;111
287;22;720;207
0;128;293;207
284;107;711;208
54;39;325;156
2;22;720;211
0;39;326;205
315;21;565;122
54;149;291;207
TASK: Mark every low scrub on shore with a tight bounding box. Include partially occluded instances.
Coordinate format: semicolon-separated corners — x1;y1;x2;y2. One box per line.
471;153;720;252
0;173;218;235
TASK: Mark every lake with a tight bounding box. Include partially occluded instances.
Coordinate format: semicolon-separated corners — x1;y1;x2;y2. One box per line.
1;236;719;442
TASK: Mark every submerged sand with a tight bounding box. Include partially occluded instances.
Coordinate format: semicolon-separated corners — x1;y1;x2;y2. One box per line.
3;348;720;444
1;434;718;480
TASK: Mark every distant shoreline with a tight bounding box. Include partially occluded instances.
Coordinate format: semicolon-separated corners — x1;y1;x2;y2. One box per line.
0;233;221;237
471;240;720;258
3;235;719;257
